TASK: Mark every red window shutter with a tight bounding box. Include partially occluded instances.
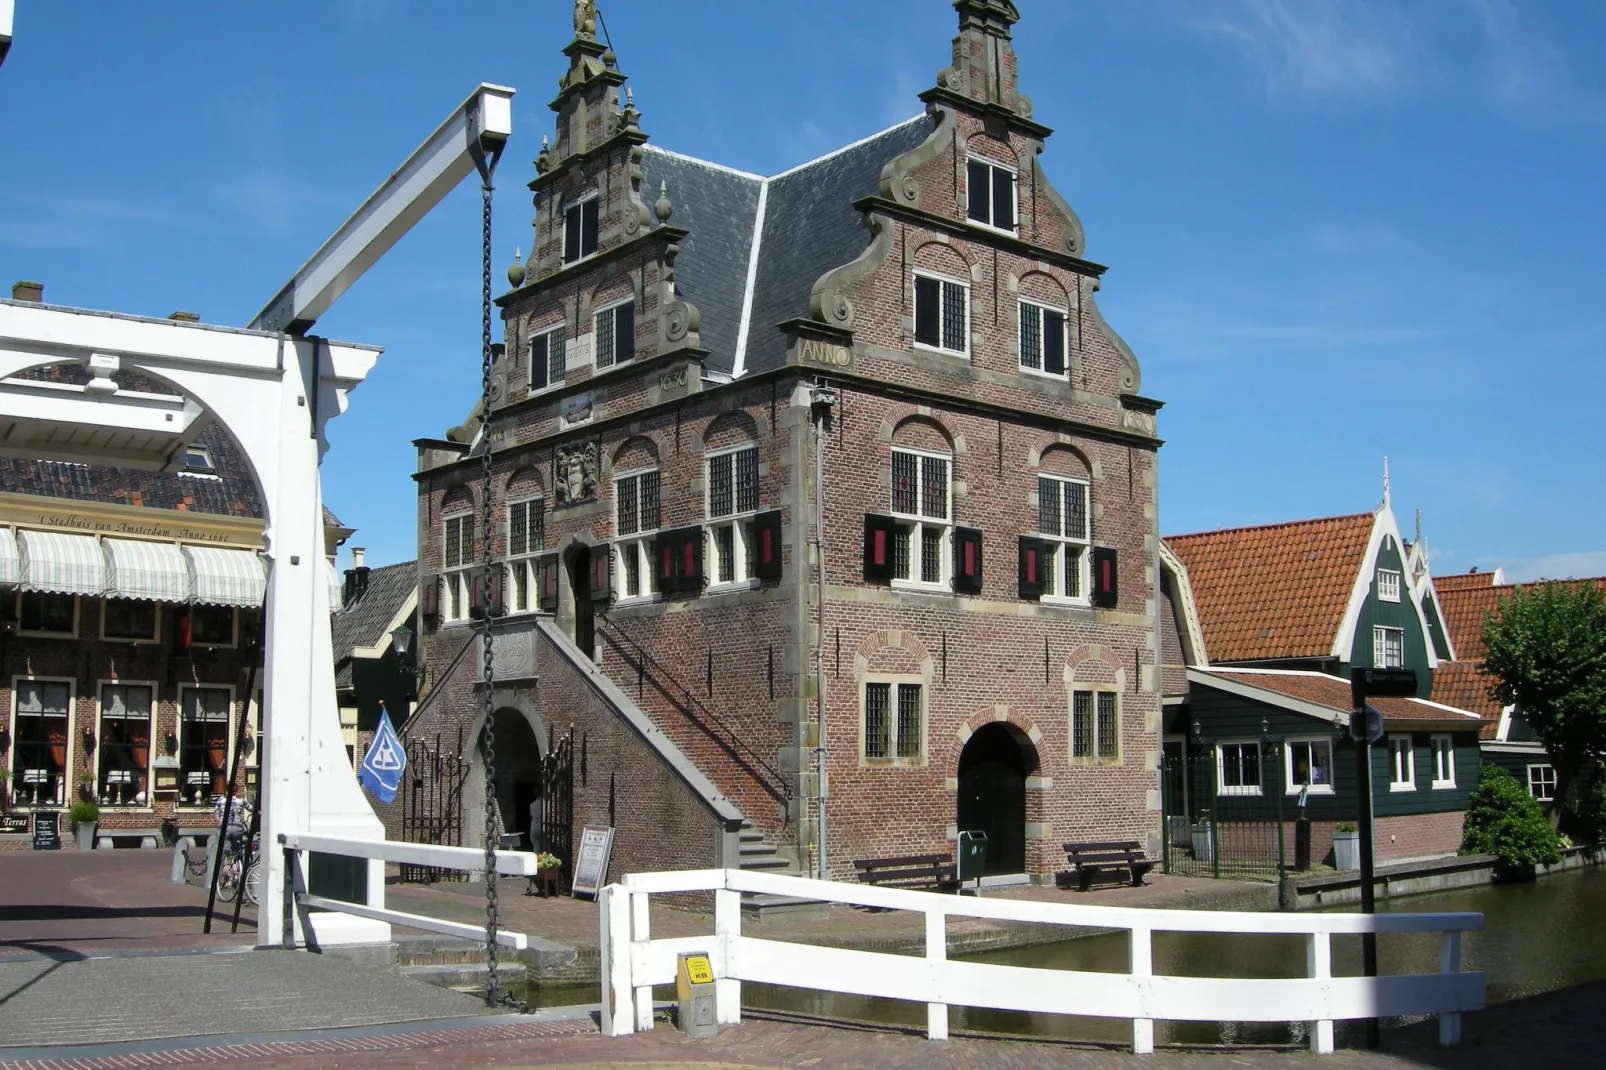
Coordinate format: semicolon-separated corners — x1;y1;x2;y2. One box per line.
753;509;783;581
1018;536;1046;600
952;526;982;593
1091;546;1118;608
863;514;897;584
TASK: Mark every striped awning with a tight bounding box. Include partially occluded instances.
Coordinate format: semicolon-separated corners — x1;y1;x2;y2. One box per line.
325;558;343;613
18;530;106;596
104;538;190;602
184;545;267;608
0;528;19;587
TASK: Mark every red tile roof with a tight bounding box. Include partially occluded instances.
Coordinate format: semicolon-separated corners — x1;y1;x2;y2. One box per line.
1428;660;1504;737
1199;668;1485;724
1164;513;1375;663
1433;571;1500;593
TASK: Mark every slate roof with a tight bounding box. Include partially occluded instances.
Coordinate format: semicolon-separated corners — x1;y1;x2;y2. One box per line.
332;560;417;689
1195;667;1484;725
1164;513;1377;663
636;115;932;377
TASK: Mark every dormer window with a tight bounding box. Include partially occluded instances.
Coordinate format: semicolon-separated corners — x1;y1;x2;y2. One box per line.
181;445;214;473
966;158;1016;233
1377;568;1401;602
563;195;600;264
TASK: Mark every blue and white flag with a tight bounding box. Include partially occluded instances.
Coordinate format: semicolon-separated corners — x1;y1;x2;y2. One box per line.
358;706;406;804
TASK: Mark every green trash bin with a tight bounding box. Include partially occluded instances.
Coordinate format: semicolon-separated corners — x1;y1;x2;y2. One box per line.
957;830;988;894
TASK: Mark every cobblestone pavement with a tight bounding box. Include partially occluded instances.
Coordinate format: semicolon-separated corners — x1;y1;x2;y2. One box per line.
3;980;1603;1070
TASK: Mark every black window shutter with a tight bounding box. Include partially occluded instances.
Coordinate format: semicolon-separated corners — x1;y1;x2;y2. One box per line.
470;570;486;617
864;514;898;584
421;574;440;623
537;554;560;612
966;159;990;223
564;205;581;262
656;535;679;594
1044;310;1067;376
754;510;783;581
913;277;941;347
589;550;611;604
679;524;704;595
952;527;983;593
1092;546;1118;608
615;302;635;364
530;333;549;390
581;198;600;257
992;165;1015;231
1018;536;1046;600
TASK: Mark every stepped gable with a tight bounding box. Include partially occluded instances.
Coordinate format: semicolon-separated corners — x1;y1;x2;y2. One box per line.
1165;513;1375;663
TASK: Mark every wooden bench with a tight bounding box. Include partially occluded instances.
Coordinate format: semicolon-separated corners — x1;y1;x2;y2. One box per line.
852;853;960;893
1057;841;1153;892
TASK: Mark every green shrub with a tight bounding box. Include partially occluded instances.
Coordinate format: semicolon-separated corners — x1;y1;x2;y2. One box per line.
1462;765;1562;872
68;800;99;824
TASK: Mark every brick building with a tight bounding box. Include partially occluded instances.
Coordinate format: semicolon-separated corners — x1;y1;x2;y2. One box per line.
405;1;1165;885
0;282;349;848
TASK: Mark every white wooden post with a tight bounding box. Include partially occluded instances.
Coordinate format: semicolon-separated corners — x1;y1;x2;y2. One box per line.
926;909;948;1041
1307;931;1334;1054
1438;931;1462;1046
714;886;742;1025
1130;926;1154;1054
632;890;655;1031
599;885;634;1036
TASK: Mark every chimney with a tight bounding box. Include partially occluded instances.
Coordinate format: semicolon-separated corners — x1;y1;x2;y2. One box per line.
11;281;43;303
168;311;200;322
341;547;371;606
352;548;366;569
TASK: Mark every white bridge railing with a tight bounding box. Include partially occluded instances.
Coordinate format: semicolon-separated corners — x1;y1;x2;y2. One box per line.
278;833;539;949
602;868;1485;1054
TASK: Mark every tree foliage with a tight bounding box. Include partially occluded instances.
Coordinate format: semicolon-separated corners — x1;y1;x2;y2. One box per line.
1461;765;1563;871
1480;581;1606;819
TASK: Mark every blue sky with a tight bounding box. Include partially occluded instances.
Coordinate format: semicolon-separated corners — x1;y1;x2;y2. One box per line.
1;1;1601;581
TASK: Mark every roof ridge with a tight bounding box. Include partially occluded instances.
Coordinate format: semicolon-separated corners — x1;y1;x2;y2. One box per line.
1165;511;1375;542
639;144;765;181
639;115;927;185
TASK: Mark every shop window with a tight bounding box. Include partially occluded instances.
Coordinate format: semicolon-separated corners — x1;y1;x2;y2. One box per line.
179;686;232;807
1070;689;1119;762
890;448;951;589
190;605;236;646
1389;735;1416;790
1217;741;1262;796
9;679;71;807
529;323;567;391
966;157;1017;232
18;592;75;636
614;468;660;601
562;195;599;264
913;273;969;356
1019;300;1068;377
1285;738;1335;793
98;683;153;807
707;445;759;587
102;598;157;641
594;299;636;370
862;680;924;765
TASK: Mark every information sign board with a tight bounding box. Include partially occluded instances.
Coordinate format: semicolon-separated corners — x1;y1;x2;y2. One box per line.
32;810;61;850
569;824;615;900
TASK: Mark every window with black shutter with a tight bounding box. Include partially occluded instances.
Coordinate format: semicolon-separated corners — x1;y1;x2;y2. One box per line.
752;509;783;582
863;514;899;584
913;273;968;355
952;527;982;593
655;526;705;597
1091;546;1118;608
589;550;611;604
595;299;635;369
420;574;441;624
563;197;599;264
965;157;1017;232
529;323;566;391
1020;302;1069;378
536;554;560;612
1018;535;1047;599
707;445;761;586
470;567;504;619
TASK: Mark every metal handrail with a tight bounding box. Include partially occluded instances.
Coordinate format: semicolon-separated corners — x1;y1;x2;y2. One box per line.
597;614;788;804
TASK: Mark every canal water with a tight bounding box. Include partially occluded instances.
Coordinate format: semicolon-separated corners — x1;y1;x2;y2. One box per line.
525;867;1606;1045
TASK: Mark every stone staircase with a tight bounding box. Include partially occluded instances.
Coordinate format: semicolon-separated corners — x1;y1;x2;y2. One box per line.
736;820;828;921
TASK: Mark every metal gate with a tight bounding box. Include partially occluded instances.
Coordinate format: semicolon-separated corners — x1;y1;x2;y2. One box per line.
399;726;468;883
1161;748;1287;883
539;727;574;893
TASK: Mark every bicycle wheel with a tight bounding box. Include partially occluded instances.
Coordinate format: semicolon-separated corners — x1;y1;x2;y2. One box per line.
218;859;242;902
243;859;263;907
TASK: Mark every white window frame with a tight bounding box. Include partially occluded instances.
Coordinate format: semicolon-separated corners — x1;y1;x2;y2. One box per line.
1388;734;1416;791
889;446;952;591
1429;734;1456;789
1018;299;1070;379
15;591;78;638
1284;736;1337;795
442;510;475;623
1069;686;1120;764
1216;739;1263;796
562;192;600;266
177;683;235;810
613;466;660;603
100;598;161;644
96;679;157;809
705;444;760;590
1037;474;1091;605
1377;568;1402;602
911;271;971;358
859;675;927;767
505;496;545;614
592;296;636;370
8;676;75;809
965;155;1018;234
1373;625;1405;669
528;321;567;392
181;444;215;474
1527;764;1557;802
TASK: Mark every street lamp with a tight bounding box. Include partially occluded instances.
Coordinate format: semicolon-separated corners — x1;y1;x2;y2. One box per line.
389;623;412;658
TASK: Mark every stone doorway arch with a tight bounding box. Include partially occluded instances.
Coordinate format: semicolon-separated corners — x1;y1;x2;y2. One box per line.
957;722;1040;876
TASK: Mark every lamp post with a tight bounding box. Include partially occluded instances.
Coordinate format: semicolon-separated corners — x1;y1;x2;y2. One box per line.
1349;667;1417;1049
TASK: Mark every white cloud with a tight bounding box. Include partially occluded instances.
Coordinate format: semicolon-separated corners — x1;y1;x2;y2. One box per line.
1500;551;1606;584
1173;0;1419;105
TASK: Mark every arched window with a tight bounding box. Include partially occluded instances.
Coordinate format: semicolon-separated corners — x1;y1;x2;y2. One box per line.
890;444;952;589
506;496;544;613
613;465;660;601
706;442;758;586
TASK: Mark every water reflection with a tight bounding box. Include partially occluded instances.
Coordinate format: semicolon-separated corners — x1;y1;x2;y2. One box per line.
525;868;1606;1046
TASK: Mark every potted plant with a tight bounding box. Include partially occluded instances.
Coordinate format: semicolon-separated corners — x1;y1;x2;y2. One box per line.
69;798;100;850
1331;822;1360;870
530;852;563;897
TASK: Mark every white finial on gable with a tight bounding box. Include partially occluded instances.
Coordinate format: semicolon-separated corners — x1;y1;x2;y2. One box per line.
1382;456;1391;508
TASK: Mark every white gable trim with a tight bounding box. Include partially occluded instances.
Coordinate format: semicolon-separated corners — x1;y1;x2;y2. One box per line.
347;586;420;662
1330;505;1442;670
1159;540;1209;666
731;177;770;380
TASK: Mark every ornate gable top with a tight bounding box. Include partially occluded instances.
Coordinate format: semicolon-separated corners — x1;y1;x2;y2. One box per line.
936;0;1034;122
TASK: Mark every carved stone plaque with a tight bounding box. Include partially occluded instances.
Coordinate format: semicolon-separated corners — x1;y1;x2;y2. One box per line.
554;441;598;506
797;338;853;370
